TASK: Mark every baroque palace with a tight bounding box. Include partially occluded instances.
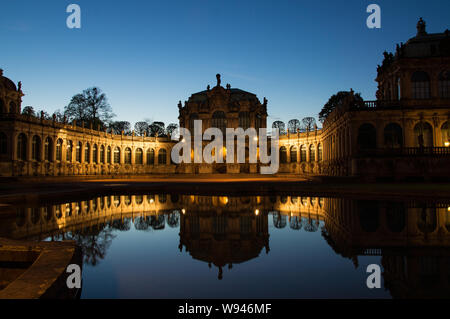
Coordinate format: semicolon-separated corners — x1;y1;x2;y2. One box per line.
0;19;449;180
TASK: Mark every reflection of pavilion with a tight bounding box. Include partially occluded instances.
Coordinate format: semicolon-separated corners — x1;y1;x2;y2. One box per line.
321;198;450;298
179;208;269;280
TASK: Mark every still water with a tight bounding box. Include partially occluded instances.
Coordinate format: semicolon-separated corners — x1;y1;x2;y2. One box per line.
1;193;449;298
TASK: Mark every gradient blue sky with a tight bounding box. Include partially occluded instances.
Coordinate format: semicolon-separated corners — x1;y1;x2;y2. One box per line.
1;0;449;127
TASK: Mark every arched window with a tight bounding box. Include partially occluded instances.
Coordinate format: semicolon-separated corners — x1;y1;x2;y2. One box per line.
411;71;430;99
300;145;307;162
17;133;27;161
414;122;433;147
309;144;316;162
239;112;250;130
289;146;297;163
66;140;72;162
100;145;105;164
107;146;111;164
56;139;63;161
92;144;98;164
439;70;450;98
32;135;41;161
397;77;401;100
135;148;143;164
158;148;167;165
212;111;226;134
114;147;120;164
441;122;449;146
44;137;53;162
189;113;199;131
384;123;403;148
147;148;155;165
317;143;323;162
279;146;287;164
124;147;132;164
76;142;82;162
357;123;377;150
85;143;90;163
0;132;7;155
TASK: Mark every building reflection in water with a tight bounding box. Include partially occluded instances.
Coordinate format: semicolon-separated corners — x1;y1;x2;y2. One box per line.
1;194;449;298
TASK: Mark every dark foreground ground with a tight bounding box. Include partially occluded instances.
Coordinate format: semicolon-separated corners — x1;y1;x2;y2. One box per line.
1;174;450;205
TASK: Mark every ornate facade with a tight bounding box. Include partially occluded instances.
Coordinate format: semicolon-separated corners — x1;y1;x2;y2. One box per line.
0;19;449;179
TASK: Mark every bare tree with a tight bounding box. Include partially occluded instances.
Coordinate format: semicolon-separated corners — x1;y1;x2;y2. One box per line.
110;121;131;135
148;122;165;137
134;121;149;136
272;121;286;135
166;123;179;137
288;119;301;134
302;117;317;132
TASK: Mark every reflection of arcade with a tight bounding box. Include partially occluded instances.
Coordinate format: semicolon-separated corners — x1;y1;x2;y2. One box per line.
322;198;450;298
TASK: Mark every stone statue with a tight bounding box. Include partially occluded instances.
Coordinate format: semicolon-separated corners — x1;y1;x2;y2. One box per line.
226;83;231;90
216;74;221;87
178;101;182;110
207;85;210;91
18;81;22;92
417;17;427;36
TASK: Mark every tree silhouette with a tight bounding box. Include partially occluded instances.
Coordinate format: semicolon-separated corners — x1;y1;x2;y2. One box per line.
319;91;363;122
110;121;131;135
166;123;179;137
148;121;165;137
301;117;317;132
288;119;301;133
22;106;36;117
272;121;286;135
134;121;149;136
64;87;115;129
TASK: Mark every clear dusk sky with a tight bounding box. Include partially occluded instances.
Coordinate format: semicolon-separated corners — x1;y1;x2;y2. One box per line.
1;0;449;127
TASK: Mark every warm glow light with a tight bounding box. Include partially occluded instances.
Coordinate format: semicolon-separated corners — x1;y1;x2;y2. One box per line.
149;199;154;203
181;138;186;143
182;209;186;214
448;206;450;212
255;209;260;216
445;141;450;147
253;136;258;141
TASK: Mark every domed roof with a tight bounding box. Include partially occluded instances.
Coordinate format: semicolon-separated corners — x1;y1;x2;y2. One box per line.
0;69;17;91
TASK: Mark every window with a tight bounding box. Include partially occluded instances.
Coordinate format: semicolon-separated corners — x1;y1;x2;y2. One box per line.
279;147;287;164
239;112;250;130
45;137;53;162
124;147;131;164
56;139;63;161
300;145;307;162
114;147;120;164
147;148;155;165
290;146;297;163
93;144;98;164
411;71;430;99
309;144;316;162
317;143;323;162
107;146;111;164
85;143;90;163
158;148;167;165
100;145;105;164
212;111;226;134
66;140;72;162
414;122;433;147
439;70;450;98
135;148;143;164
32;136;41;161
17;133;27;161
76;142;82;162
384;123;403;148
0;132;7;155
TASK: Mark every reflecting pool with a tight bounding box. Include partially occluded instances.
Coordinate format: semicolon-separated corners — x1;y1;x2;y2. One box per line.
1;193;449;298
